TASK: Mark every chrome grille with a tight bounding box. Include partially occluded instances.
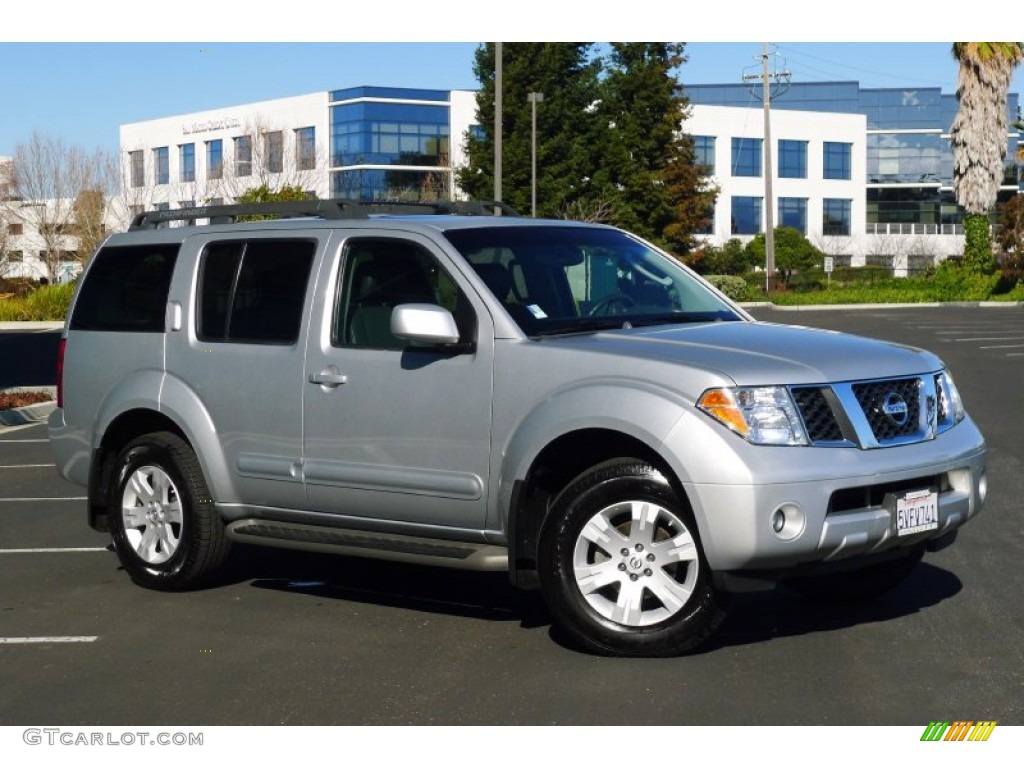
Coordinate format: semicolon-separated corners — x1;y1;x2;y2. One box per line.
792;387;844;442
851;377;921;442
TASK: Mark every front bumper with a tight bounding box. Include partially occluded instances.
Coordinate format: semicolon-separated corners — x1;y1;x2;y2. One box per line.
673;416;987;573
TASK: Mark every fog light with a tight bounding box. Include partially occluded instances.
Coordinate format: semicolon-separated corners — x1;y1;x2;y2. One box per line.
771;509;786;533
978;472;987;505
770;503;805;541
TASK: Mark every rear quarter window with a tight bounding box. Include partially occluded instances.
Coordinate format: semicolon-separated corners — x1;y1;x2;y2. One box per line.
70;244;180;332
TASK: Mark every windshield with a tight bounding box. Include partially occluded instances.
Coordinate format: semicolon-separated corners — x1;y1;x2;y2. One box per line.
443;225;742;336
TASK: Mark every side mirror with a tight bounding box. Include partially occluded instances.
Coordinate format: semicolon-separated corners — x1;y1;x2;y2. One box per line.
391;304;462;346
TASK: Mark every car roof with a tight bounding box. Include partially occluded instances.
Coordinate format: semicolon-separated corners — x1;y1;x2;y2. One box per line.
104;209;616;247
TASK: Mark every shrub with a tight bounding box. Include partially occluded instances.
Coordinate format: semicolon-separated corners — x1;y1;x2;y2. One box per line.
0;282;75;321
704;275;750;302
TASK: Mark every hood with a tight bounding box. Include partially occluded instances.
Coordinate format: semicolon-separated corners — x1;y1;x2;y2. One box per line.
541;320;944;386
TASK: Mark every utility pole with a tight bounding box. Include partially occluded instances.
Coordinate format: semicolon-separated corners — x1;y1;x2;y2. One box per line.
527;91;544;217
494;42;503;211
743;43;790;293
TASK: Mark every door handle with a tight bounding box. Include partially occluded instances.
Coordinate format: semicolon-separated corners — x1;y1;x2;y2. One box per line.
308;369;348;387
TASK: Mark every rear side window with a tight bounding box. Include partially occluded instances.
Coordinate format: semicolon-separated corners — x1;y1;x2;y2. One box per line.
70;244;179;332
197;239;315;344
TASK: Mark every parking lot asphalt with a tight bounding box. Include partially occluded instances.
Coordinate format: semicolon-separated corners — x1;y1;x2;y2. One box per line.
1;307;1022;727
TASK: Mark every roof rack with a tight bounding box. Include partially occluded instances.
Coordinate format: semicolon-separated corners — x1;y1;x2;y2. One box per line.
128;199;519;231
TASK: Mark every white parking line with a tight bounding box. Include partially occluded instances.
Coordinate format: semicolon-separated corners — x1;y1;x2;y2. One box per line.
954;337;1024;342
0;439;49;443
979;344;1024;349
0;464;55;469
0;636;98;644
0;496;87;502
0;547;107;553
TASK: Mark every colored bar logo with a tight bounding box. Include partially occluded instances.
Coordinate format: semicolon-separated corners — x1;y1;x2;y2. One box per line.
920;721;997;742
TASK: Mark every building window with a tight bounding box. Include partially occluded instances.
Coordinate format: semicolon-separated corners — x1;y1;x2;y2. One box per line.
296;127;316;171
824;141;852;180
732;138;762;177
778;140;807;179
778;197;808;234
234;136;252;177
8;222;23;235
330;102;450;170
179;143;195;183
129;150;144;188
154;147;169;186
265;131;283;174
206;140;223;180
694;136;715;174
9;250;23;262
823;199;852;236
731;196;762;235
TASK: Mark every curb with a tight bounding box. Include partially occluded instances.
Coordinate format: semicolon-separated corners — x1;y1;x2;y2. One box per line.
0;386;57;427
0;321;64;331
741;301;1023;311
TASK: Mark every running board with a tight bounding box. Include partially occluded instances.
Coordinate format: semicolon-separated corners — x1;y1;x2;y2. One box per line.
225;519;509;572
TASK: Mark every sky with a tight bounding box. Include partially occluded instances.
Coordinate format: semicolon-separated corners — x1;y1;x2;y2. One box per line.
1;4;1021;157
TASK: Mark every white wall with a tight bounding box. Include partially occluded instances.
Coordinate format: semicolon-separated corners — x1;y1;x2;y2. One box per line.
119;92;330;208
686;105;866;253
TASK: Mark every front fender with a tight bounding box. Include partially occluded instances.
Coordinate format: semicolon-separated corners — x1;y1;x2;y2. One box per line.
492;377;691;533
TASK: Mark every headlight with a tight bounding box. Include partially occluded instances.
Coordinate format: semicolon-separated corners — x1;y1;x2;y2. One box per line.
935;370;965;427
697;386;809;446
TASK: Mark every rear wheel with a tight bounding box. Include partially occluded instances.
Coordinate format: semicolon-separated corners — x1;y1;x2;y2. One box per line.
108;432;229;590
538;459;727;656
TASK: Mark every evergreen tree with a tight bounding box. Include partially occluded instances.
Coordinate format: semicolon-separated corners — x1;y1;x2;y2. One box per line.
457;42;717;257
457;43;601;217
596;43;688;242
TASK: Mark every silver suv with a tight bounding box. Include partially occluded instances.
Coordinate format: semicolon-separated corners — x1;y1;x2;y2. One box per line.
49;201;987;656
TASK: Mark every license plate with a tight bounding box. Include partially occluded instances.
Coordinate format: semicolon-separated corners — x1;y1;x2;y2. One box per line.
894;489;939;536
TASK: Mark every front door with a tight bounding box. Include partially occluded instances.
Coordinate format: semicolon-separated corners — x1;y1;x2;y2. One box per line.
302;233;494;531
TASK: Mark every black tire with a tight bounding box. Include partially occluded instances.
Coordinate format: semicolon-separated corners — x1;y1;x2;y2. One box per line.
108;431;229;590
538;458;728;656
785;547;924;602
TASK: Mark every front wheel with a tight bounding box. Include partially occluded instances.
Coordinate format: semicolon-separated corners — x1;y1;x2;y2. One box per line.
108;431;229;590
538;459;727;656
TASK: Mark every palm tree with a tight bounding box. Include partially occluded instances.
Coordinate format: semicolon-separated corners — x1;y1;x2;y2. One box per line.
950;42;1024;272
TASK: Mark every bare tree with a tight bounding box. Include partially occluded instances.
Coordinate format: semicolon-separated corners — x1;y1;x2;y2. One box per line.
0;203;15;280
11;131;106;281
106;145;155;232
557;198;615;223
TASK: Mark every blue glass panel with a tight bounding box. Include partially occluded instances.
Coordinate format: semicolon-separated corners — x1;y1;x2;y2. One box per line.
823;198;852;236
330;86;449;103
154;147;169;185
778;197;807;233
732;137;762;177
824;142;851;180
694;135;715;173
331;168;449;201
685;81;1018;133
778;140;807;179
731;196;762;235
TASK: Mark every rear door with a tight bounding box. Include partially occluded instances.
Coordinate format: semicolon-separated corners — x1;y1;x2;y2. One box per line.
164;231;325;510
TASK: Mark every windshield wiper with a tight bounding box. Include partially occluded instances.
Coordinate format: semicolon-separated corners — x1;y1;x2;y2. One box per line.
627;311;740;328
530;318;633;337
